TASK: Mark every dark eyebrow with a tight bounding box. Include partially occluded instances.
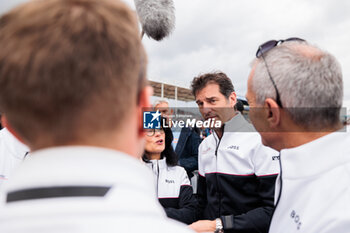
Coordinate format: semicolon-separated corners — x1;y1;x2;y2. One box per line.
206;97;217;101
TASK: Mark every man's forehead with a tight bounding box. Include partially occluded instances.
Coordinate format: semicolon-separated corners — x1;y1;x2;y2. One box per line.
195;83;221;100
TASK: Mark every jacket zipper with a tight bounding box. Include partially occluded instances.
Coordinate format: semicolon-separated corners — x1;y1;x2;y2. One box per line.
268;153;282;228
156;160;160;196
214;125;224;217
214;131;222;156
152;161;160;196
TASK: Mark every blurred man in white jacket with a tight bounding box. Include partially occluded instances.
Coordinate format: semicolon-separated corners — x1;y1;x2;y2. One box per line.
246;37;349;233
0;0;192;232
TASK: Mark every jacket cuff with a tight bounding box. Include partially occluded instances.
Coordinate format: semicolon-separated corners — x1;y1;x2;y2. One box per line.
221;215;234;230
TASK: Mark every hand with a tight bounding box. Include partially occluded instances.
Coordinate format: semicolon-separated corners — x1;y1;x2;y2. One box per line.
189;220;216;233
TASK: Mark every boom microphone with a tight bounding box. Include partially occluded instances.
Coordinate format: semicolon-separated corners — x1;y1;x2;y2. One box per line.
133;0;175;41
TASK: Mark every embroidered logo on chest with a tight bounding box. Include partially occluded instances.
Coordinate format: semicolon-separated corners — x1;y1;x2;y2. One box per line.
227;145;239;150
165;179;175;184
290;210;302;230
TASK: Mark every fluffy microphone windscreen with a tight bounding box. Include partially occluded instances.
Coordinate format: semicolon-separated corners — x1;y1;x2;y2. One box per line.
134;0;175;41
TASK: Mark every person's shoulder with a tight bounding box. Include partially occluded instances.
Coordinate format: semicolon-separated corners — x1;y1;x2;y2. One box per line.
0;205;194;233
171;164;187;174
167;164;187;175
198;133;214;150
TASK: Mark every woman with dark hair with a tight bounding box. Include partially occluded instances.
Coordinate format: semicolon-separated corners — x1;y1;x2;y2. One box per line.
143;119;197;224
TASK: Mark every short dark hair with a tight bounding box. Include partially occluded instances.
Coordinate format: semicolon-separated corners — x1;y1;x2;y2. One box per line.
191;71;235;98
0;0;146;147
143;118;178;167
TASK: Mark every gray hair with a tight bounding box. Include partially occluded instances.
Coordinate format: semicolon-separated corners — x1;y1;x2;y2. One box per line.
153;99;169;108
252;41;343;130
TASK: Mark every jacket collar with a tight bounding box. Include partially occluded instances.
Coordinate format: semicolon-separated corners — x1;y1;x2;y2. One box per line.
148;157;167;169
280;127;350;179
221;112;255;133
0;128;29;160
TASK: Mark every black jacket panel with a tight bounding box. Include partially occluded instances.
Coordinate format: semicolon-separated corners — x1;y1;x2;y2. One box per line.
145;158;198;224
161;185;197;224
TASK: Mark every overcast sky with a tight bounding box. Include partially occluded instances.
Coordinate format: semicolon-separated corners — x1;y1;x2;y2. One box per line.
123;0;350;108
1;0;350;108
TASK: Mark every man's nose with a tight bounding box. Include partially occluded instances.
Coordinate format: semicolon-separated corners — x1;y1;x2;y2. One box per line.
201;106;213;116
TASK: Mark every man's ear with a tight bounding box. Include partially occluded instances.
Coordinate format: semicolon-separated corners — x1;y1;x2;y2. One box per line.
229;92;237;108
264;98;281;129
137;85;153;137
1;115;26;144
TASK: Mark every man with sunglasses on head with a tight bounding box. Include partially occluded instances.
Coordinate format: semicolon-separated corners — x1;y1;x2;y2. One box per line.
189;72;279;233
246;38;350;233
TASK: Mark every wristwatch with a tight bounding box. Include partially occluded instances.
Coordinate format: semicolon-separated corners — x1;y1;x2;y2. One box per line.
215;218;224;233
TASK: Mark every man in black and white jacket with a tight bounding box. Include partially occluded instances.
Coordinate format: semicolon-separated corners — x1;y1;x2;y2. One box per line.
189;72;279;233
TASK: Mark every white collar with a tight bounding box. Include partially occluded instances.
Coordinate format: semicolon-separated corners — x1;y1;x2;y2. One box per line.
0;128;29;160
148;157;167;169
